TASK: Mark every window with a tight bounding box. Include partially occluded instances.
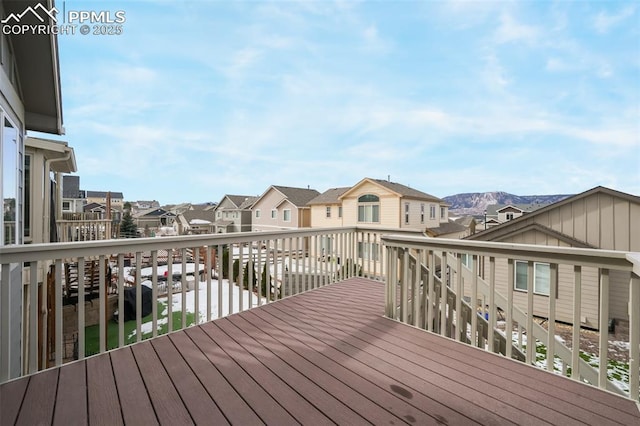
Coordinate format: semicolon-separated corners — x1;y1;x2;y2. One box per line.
62;201;70;211
271;209;277;219
24;155;30;238
506;213;514;220
440;206;445;219
217;211;222;218
357;242;380;261
514;261;550;296
255;209;260;218
429;204;436;219
357;194;380;223
326;206;331;218
404;203;410;224
420;204;424;224
461;253;473;269
283;209;291;222
338;206;342;218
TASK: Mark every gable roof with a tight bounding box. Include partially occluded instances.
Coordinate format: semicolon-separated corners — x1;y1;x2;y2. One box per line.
270;185;321;208
340;178;445;203
486;203;550;216
467;186;640;242
134;208;176;218
424;221;467;237
180;210;216;223
220;195;258;210
307;187;351;205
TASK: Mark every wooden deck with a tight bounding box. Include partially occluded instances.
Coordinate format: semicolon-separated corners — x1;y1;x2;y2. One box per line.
2;278;639;425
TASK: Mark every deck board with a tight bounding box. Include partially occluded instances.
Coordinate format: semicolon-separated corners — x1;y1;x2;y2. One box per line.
2;277;639;426
53;360;87;426
109;347;158;426
16;367;58;425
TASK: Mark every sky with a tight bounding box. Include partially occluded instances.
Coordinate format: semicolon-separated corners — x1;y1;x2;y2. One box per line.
41;0;640;204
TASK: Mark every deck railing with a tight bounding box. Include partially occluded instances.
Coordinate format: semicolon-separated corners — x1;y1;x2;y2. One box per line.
382;234;640;401
0;226;402;383
56;219;113;242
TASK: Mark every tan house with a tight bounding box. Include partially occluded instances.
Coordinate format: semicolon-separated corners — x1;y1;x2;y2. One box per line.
85;191;124;208
213;194;257;233
251;185;320;232
308;187;350;228
467;186;640;329
134;208;177;233
337;178;451;230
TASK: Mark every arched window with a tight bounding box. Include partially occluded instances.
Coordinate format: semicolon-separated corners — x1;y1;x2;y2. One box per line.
357;194;380;223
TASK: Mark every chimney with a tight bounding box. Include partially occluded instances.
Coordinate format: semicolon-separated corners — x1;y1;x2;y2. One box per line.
387;175;390;182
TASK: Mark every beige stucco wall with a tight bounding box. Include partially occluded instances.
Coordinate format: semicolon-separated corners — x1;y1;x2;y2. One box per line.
252;189;302;231
310;204;344;228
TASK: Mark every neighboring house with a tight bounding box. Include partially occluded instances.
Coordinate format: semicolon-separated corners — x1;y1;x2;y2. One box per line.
134;208;177;232
252;185;320;231
338;178;450;230
467;186;640;329
83;202;122;222
485;203;550;225
177;209;217;235
132;200;160;212
164;202;193;216
424;219;468;239
212;195;257;233
0;0;68;378
453;216;477;237
308;187;350;228
85;190;124;208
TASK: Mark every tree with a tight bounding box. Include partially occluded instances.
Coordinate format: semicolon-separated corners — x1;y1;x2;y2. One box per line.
119;211;137;238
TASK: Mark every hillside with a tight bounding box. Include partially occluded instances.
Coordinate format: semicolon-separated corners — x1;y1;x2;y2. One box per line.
444;191;573;216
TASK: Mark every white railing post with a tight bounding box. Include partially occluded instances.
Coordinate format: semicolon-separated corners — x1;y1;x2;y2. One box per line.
455;253;463;342
547;263;558;372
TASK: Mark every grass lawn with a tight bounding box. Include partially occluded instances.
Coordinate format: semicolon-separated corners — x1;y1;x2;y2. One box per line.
84;301;196;357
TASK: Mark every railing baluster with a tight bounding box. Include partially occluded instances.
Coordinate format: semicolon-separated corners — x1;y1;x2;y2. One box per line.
228;244;234;313
471;255;478;347
455;253;463;342
440;251;448;338
181;249;187;329
256;242;263;306
426;251;435;332
99;256;107;354
136;251;142;341
167;249;173;333
401;249;409;323
488;257;496;353
216;244;224;318
238;244;244;311
598;269;610;389
247;243;254;309
28;262;38;372
547;263;558;372
194;247;200;321
117;254;125;347
526;261;534;365
152;250;158;337
572;265;582;380
413;249;421;327
77;257;86;359
506;258;514;359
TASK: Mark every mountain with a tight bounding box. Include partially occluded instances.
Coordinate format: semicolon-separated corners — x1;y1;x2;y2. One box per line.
443;191;573;216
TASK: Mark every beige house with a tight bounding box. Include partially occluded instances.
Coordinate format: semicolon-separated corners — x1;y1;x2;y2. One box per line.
337;178;451;230
308;187;350;228
213;194;257;233
467;186;640;329
252;185;320;232
85;191;124;208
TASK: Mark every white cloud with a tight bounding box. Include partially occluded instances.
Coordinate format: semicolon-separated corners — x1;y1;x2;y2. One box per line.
494;13;539;45
594;5;636;34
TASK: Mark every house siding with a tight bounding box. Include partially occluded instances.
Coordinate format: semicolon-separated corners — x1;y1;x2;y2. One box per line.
252;190;302;231
471;189;640;326
310;205;343;228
